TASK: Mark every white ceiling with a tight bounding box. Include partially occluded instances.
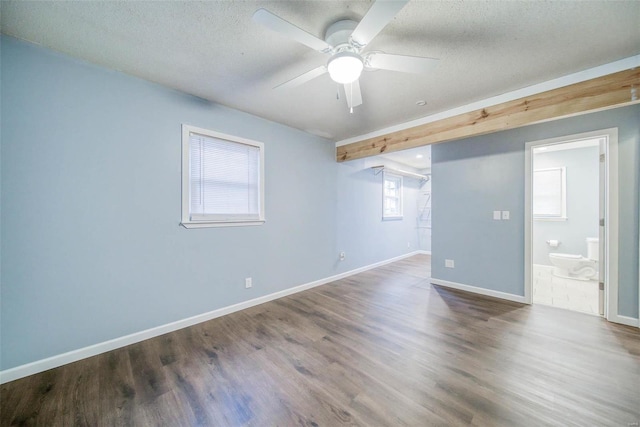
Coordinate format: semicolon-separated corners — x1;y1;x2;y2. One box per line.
2;1;639;143
378;145;431;169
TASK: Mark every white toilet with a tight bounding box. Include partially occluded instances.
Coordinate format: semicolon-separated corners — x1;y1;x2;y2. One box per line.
549;237;599;280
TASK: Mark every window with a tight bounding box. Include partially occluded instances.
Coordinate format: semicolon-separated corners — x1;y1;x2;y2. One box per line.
533;167;566;220
383;172;403;219
181;125;265;228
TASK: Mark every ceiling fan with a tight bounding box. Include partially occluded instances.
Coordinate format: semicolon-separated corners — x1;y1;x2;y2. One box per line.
252;0;439;113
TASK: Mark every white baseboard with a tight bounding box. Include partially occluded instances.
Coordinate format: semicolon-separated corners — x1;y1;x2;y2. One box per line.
608;314;640;327
0;250;423;384
430;277;527;303
416;250;432;255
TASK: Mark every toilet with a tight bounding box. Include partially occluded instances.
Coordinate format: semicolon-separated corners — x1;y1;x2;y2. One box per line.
549;237;599;280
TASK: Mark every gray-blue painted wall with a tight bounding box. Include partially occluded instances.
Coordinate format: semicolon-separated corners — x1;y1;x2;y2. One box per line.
432;104;640;318
533;146;599;265
0;36;421;370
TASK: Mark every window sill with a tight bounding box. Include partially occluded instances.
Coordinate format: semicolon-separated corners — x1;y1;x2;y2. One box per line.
181;220;266;229
383;216;404;221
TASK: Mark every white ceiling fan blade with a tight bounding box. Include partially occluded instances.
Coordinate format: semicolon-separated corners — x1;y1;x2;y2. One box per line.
274;66;327;90
344;80;363;109
253;9;333;53
350;0;410;48
367;52;439;74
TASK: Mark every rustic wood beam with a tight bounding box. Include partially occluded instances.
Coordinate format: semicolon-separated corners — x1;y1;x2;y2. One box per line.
336;68;640;162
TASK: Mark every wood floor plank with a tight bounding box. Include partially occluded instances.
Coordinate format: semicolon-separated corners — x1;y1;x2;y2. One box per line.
95;347;138;426
2;254;639;426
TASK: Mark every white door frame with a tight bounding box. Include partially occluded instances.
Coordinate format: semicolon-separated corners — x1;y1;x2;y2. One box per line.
524;128;619;322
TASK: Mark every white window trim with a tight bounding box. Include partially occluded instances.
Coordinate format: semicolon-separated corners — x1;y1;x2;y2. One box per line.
181;124;265;229
533;166;567;221
382;171;403;220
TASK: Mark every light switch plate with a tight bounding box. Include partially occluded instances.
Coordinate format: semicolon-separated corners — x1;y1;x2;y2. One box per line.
502;210;510;220
493;211;501;220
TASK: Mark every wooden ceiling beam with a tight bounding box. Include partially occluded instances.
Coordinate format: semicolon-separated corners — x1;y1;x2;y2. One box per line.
336;68;640;162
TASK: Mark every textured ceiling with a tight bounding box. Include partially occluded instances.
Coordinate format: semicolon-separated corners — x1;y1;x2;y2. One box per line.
2;1;639;142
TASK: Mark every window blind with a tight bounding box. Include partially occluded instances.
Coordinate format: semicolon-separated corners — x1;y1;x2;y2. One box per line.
533;168;564;217
189;132;261;221
383;173;403;218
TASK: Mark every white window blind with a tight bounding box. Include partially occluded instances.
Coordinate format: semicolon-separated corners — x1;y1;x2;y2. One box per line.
533;167;566;218
383;172;403;219
182;125;264;227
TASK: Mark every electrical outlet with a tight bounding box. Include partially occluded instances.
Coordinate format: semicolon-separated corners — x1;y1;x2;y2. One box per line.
493;211;501;220
245;277;252;289
339;251;346;261
445;259;455;268
502;210;510;220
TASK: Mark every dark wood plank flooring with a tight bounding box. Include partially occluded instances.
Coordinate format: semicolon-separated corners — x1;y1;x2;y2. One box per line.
2;254;639;426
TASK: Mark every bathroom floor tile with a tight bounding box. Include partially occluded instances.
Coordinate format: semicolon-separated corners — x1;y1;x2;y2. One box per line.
533;294;553;306
532;264;599;316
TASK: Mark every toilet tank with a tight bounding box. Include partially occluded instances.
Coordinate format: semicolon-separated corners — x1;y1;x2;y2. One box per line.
586;237;599;260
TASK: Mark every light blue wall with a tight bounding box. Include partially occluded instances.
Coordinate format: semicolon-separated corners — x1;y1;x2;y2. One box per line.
533;146;599;265
432;135;525;295
432;104;640;318
0;36;421;370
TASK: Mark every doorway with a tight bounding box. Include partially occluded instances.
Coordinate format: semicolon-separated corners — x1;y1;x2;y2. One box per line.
525;128;618;320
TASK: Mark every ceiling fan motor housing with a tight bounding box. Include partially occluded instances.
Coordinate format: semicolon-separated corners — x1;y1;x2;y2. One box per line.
325;20;359;51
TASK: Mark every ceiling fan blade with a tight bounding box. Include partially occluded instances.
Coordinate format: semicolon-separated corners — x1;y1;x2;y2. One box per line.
350;0;409;48
344;80;363;109
274;66;327;90
253;8;333;53
367;52;439;74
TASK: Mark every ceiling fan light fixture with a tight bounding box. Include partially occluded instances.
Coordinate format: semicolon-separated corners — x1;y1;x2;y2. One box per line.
327;52;364;84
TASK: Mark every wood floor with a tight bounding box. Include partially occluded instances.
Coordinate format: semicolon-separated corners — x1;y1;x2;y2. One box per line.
2;254;639;426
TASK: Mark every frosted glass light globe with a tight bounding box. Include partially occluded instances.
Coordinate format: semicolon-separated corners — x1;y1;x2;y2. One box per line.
327;52;364;84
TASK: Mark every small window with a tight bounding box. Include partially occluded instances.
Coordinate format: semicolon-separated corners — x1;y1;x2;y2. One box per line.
181;125;265;228
533;167;566;220
383;172;403;220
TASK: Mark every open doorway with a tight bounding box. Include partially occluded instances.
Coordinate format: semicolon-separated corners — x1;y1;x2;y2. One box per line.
373;145;432;253
525;129;618;319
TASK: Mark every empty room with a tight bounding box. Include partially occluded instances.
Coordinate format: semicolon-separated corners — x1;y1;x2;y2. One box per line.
1;1;639;425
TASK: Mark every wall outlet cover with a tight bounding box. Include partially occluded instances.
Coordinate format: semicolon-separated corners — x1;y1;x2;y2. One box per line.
245;278;252;288
502;210;510;220
493;211;501;220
